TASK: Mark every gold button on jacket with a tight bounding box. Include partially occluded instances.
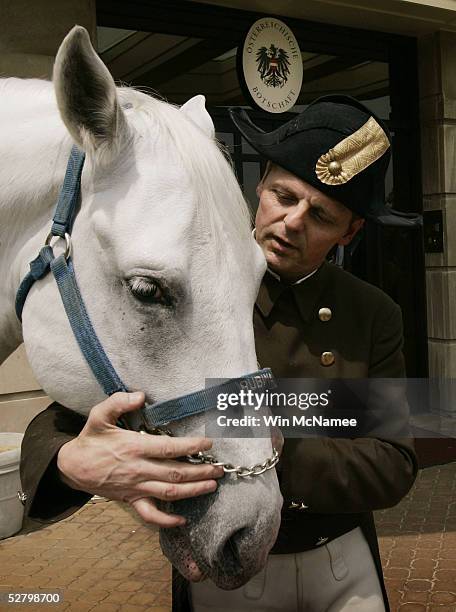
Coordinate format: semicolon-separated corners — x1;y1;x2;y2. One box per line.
320;351;335;367
318;307;332;322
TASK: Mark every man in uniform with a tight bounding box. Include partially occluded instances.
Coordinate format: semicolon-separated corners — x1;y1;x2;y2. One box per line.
19;95;420;611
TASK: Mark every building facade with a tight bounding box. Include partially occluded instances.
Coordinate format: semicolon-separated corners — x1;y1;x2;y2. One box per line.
1;0;456;437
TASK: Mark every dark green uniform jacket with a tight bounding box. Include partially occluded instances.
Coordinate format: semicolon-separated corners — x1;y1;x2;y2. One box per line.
19;261;418;611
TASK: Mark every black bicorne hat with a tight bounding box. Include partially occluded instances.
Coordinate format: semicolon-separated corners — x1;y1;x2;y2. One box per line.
229;95;422;228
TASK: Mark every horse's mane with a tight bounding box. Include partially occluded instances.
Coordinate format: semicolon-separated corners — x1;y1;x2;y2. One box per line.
0;78;253;254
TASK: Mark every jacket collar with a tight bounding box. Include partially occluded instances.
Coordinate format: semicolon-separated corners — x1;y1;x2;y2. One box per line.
256;261;330;321
256;270;286;317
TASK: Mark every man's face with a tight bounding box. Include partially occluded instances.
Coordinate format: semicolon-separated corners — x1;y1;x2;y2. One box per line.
255;165;364;282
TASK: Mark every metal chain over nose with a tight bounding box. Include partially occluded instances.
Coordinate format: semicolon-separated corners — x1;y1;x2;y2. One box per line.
139;428;280;478
186;447;279;478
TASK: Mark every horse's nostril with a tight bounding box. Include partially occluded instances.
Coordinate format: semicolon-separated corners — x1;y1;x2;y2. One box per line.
219;527;248;568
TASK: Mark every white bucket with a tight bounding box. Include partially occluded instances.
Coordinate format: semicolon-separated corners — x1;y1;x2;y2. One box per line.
0;433;24;539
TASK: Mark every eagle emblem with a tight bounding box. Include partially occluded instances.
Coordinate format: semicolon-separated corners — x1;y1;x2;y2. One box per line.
256;44;290;88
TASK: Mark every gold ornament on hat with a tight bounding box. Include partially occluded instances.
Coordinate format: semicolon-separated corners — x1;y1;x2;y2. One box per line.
315;116;390;186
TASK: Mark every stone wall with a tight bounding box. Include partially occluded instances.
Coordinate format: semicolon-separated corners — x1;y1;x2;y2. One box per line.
419;31;456;414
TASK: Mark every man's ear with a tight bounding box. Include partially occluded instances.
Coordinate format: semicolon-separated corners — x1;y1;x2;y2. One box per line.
338;218;365;246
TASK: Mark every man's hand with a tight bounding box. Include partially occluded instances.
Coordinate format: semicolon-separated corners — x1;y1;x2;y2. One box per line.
56;392;223;528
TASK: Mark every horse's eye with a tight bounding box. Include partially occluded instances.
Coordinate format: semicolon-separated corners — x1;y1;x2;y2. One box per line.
128;277;165;303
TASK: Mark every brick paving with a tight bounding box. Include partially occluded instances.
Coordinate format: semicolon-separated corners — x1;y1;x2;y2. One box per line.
0;462;455;611
0;500;171;611
376;462;456;611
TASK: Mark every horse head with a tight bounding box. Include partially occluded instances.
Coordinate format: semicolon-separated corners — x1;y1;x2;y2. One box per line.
18;27;282;589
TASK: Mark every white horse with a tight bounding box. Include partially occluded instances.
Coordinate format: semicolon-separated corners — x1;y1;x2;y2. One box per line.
0;27;282;588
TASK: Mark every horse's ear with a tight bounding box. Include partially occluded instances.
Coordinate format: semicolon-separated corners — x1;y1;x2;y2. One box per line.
53;25;128;152
180;95;215;139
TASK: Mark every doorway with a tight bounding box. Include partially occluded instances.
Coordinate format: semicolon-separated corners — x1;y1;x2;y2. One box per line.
96;0;427;377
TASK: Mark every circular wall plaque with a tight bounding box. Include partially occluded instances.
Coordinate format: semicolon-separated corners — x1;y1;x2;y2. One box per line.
237;17;303;114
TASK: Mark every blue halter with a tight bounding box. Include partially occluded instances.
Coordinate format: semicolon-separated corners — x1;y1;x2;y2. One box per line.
15;146;276;430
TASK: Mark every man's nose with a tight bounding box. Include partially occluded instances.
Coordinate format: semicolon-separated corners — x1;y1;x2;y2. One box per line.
283;201;310;232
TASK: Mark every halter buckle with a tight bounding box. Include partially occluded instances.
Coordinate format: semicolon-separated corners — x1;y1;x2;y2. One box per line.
45;232;72;260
